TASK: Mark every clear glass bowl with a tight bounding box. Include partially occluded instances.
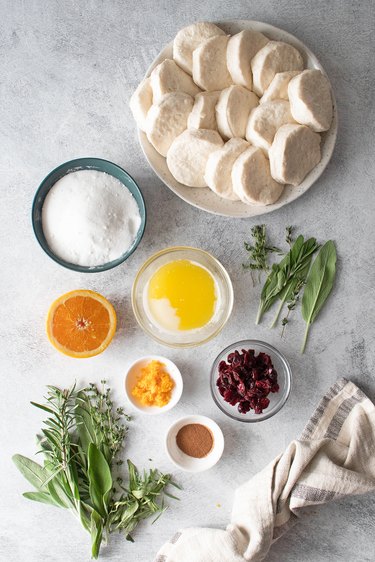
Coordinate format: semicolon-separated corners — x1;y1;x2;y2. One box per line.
210;340;292;422
131;247;234;348
32;157;146;273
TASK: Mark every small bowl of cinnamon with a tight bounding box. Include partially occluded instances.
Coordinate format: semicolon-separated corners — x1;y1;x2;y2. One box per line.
165;415;224;472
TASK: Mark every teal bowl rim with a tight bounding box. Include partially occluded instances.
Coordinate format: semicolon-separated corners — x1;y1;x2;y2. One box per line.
32;157;147;273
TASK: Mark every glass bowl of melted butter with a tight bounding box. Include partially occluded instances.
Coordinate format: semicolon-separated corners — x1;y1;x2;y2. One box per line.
131;247;234;347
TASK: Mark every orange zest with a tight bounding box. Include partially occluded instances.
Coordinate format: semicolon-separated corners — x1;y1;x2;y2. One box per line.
46;290;117;358
131;360;175;407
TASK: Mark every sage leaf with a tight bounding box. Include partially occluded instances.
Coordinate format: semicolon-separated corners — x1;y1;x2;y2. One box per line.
301;240;337;353
23;491;59;507
270;246;316;328
90;510;103;560
47;478;70;508
88;443;112;516
13;454;49;490
79;501;94;533
75;393;96;453
256;235;319;324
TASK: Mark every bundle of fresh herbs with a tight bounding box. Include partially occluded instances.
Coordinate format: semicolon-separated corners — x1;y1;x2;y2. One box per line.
244;226;337;353
13;382;178;559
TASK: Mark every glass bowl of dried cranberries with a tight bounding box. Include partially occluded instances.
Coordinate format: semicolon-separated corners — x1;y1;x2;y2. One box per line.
210;340;292;422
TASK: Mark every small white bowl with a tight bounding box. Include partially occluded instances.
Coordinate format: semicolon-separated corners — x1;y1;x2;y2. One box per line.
165;415;224;472
125;355;183;414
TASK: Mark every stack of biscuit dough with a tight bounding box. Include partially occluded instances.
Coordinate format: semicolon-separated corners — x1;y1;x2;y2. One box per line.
130;22;333;206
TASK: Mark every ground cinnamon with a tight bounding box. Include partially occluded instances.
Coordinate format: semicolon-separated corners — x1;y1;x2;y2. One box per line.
176;423;214;458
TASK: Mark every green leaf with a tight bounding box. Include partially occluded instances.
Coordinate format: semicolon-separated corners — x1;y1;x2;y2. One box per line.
88;443;112;516
90;510;103;560
75;393;96;453
301;240;337;352
114;500;139;529
256;237;303;323
78;501;93;533
30;402;56;416
13;454;49;490
256;235;319;325
270;246;316;328
47;478;70;508
42;429;61;451
23;491;59;507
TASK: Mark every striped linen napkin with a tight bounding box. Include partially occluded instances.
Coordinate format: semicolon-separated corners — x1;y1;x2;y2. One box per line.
155;379;375;562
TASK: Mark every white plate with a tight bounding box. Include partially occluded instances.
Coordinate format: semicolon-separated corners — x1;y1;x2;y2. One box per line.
138;19;338;218
165;415;224;472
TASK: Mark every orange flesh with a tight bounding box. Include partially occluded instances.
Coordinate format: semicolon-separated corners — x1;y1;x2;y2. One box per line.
47;291;116;357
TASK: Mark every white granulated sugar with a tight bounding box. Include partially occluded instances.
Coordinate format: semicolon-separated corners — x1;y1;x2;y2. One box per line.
42;170;142;266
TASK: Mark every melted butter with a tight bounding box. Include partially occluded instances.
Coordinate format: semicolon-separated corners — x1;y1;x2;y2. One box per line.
147;259;217;331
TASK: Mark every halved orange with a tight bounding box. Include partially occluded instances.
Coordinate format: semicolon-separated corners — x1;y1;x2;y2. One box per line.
46;290;117;358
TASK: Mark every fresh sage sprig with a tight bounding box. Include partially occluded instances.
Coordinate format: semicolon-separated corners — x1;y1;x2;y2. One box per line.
301;240;337;353
256;235;320;324
245;225;337;352
269;236;319;328
13;382;177;559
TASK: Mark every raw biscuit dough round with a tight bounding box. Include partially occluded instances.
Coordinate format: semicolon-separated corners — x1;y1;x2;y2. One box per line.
173;22;226;75
260;70;301;104
145;92;194;157
187;91;221;130
288;69;333;132
204;138;250;200
167;128;224;187
232;146;284;205
192;35;233;91
216;85;259;139
226;29;269;90
150;59;200;104
245;100;296;153
269;123;321;185
129;77;153;132
251;41;304;96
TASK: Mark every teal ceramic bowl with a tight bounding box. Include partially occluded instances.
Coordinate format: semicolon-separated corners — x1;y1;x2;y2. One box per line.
32;158;146;273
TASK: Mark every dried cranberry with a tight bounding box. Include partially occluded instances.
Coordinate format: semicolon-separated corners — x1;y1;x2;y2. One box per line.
216;348;279;415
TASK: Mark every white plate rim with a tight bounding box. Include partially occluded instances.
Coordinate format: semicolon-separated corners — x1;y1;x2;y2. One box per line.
138;19;338;218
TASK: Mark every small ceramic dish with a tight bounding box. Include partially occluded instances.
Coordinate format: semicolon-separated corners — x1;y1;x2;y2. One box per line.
165;415;224;472
131;246;234;348
210;340;292;422
32;157;146;272
125;355;183;414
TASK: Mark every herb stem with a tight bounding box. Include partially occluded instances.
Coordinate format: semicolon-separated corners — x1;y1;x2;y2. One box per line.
255;302;263;325
301;323;310;353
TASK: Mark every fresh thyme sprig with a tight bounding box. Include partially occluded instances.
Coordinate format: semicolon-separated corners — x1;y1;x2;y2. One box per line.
243;224;282;283
13;382;177;559
280;277;305;337
285;225;294;246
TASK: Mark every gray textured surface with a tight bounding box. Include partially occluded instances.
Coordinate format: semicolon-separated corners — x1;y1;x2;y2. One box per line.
1;1;374;561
